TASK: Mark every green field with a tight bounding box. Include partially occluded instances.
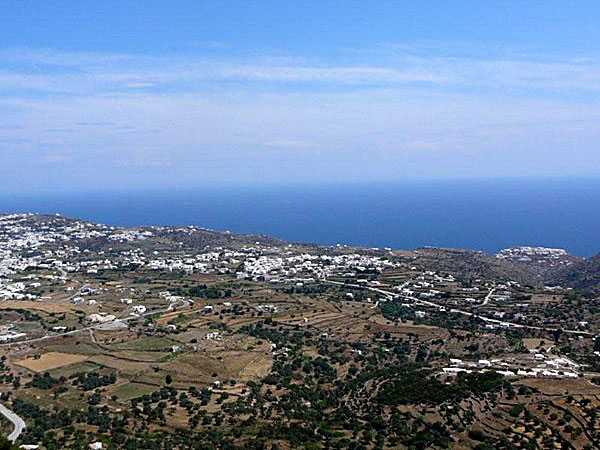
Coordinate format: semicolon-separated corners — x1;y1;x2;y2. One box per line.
113;336;179;351
109;382;157;400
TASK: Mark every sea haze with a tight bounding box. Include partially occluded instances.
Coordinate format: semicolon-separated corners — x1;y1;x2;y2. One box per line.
3;178;600;257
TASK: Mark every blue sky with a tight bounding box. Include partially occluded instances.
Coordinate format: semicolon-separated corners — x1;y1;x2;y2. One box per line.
2;1;600;193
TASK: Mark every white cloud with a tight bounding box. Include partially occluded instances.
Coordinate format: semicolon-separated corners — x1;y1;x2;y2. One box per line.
124;82;157;89
38;155;70;163
1;43;600;190
263;140;313;149
405;140;439;151
1;45;600;96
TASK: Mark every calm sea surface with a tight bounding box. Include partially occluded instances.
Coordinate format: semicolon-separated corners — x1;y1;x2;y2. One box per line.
3;178;600;257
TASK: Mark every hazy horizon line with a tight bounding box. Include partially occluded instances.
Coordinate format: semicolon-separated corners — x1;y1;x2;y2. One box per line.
4;173;600;197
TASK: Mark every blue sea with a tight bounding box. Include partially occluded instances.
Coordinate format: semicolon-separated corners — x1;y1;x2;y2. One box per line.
2;178;600;257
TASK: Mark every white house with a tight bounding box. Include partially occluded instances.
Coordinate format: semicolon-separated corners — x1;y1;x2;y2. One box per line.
131;305;146;315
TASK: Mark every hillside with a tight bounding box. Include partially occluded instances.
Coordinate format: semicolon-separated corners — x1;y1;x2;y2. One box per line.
3;213;600;449
549;253;600;292
407;247;536;284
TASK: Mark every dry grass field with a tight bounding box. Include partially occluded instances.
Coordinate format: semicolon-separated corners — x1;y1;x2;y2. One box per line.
132;339;273;389
522;337;553;350
0;300;73;313
518;378;600;395
87;354;152;375
15;351;88;372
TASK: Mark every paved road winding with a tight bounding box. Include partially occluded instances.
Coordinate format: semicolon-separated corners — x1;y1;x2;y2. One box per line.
481;287;496;306
324;279;593;336
0;403;25;441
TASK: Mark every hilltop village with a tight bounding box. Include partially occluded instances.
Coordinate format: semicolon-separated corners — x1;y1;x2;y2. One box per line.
0;214;600;449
